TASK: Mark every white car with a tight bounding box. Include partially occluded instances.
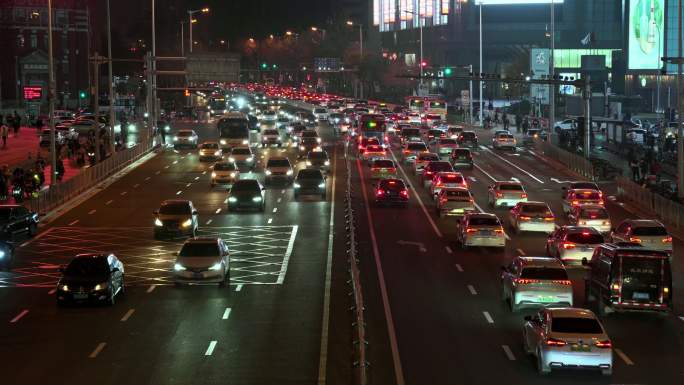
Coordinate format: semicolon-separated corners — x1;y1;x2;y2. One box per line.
457;213;505;249
509;202;556;234
488;181;528;208
492;132;517;150
261;128;282;147
173;129;199;149
228;146;255;170
211;161;240;187
198;142;223;161
174;238;230;287
264;156;294;185
312;107;329;121
502;256;573;311
523;308;612;376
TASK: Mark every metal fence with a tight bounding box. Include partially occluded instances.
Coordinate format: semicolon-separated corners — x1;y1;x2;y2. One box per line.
616;176;684;236
26;138;156;214
535;140;596;181
344;141;368;385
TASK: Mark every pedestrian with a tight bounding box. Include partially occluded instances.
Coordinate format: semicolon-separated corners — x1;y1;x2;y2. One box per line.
651;160;662;182
0;122;8;148
12;111;20;137
629;158;640;182
522;118;530;135
35;116;43;133
56;156;65;181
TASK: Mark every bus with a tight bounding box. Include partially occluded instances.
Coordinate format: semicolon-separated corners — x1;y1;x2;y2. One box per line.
405;96;448;120
217;112;251;150
357;113;388;147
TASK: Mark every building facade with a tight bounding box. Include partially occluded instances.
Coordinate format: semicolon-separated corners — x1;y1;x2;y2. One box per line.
0;0;92;112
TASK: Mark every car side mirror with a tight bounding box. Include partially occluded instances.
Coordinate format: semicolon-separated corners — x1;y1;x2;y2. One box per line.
524;315;532;322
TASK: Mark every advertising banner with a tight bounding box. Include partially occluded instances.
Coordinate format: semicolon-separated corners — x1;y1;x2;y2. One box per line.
530;48;550;104
628;0;664;70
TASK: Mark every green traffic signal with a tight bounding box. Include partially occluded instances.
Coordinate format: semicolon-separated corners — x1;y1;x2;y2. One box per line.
261;62;268;69
79;91;86;99
272;64;277;69
444;68;453;76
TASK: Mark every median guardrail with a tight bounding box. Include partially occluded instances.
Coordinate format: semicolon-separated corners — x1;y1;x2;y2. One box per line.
26;137;156;215
616;176;684;238
535;140;596;181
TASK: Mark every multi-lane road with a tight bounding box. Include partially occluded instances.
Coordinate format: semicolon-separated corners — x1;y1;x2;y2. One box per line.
2;110;684;385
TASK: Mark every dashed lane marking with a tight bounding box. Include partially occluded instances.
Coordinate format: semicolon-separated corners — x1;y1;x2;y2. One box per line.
268;218;273;224
202;171;207;175
277;198;282;203
146;285;156;293
164;165;170;169
68;220;79;226
281;189;286;194
206;219;213;225
194;176;200;181
10;309;29;323
222;308;232;320
120;309;135;322
615;348;634;365
215;208;222;214
88;209;96;215
173;160;178;165
133;184;140;188
516;248;526;255
445;246;453;254
155;171;161;175
468;176;477;182
483;311;494;324
186;183;192;187
48;288;56;295
176;190;182;195
105;200;113;205
272;208;278;213
474;163;497;182
455;264;463;272
89;343;106;358
120;191;127;196
144;177;151;181
235;284;243;292
502;345;516;361
467;285;477;295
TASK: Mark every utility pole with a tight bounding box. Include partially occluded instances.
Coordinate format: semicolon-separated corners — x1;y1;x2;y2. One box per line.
47;0;56;185
469;64;474;126
678;0;683;198
419;16;424;89
359;23;364;100
479;3;483;125
106;0;116;154
181;21;185;56
151;0;157;137
583;75;591;159
93;52;101;163
550;0;555;140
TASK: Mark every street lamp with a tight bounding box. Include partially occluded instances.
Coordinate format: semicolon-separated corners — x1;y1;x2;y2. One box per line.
311;26;326;40
346;20;364;99
188;6;209;53
403;10;424;90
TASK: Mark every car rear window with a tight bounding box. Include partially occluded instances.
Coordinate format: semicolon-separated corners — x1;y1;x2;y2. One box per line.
551;317;603;334
445;190;470;198
373;160;395;168
179;243;221;257
469;217;500;226
520;205;552;215
566;232;604;244
498;134;514;139
520;267;568;280
367;145;383;152
579;207;608;219
380;180;405;189
443;174;464;183
499;184;523;191
314;108;327;113
632;226;668;236
301;131;318;138
429;162;453;171
573;191;601;200
408;143;427;151
418;154;439;161
453;150;470;157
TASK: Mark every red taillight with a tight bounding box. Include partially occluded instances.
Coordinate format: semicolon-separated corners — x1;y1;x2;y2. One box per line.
521;193;528;199
376;189;384;196
572;200;580;206
663;236;673;243
519;216;531;221
544;216;555;221
425;171;433;176
494;228;504;234
516;278;539;285
545;338;567;347
400;189;409;198
436;181;443;186
562;242;576;249
554;280;572;286
466;228;478;233
629;237;642;243
595;340;612;349
496;192;504;198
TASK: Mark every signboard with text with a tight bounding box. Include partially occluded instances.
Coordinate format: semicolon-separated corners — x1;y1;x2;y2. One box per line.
23;86;43;101
530;48;550;104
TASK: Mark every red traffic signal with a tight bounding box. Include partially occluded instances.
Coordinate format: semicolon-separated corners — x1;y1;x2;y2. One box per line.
420;61;428;68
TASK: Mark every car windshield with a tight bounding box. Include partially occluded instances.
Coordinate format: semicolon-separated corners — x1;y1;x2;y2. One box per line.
551;317;603;334
373;160;395;168
159;203;191;215
430;162;453;171
231;181;260;192
461;132;476;139
499;184;523;191
408;143;427;151
521;205;552;215
0;208;12;219
297;170;323;180
632;226;668;236
263;130;279;135
302;131;318;138
469;217;500;226
419;154;439;161
622;257;667;287
566;232;604;244
201;143;219;149
580;207;609;219
179;243;221;257
520;267;568;280
308;152;328;160
380;180;405;189
268;159;291;167
231;148;251;155
177;131;193;137
65;257;109;277
214;163;236;171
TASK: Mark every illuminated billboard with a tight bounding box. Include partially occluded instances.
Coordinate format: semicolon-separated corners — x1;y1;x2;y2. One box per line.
628;0;664;70
475;0;564;4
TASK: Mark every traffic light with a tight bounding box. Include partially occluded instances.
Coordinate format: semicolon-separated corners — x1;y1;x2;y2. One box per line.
184;89;190;97
79;91;86;99
444;67;453;76
272;64;277;69
420;61;428;68
261;62;268;69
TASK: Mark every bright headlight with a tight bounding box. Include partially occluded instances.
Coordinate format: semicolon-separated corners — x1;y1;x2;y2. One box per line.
214;151;221;156
345;117;350;123
293;182;301;188
228;196;237;203
0;250;4;259
286;169;293;176
265;170;272;175
246;157;254;162
299;146;305;151
229;172;236;177
316;138;322;143
181;219;193;228
242;140;249;145
252;196;262;202
306;161;312;166
209;262;223;271
211;172;217;178
60;284;69;292
164;125;171;132
155;218;163;226
318;182;326;188
173;136;178;141
128;124;137;132
220;139;227;145
174;263;186;271
324;160;330;166
94;282;108;291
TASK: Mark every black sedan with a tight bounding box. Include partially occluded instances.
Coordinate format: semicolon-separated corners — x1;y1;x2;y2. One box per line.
228;179;265;212
294;169;327;200
56;253;125;306
374;178;409;206
0;205;39;240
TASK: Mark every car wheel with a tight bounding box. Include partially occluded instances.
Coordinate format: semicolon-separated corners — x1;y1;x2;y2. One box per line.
28;223;37;237
537;349;550;375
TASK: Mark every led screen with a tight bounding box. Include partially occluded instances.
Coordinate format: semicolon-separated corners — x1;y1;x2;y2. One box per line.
628;0;664;70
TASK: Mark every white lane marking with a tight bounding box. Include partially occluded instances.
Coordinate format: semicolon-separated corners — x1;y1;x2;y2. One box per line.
482;147;544;184
68;220;79;226
267;218;273;224
468;176;477;182
455;264;464;272
222;308;232;320
173;160;178;165
10;309;29;323
164;165;170;169
120;309;135;322
202;171;207;175
679;316;684;322
144;176;151;181
88;209;96;215
206;219;213;225
89;343;106;358
48;288;56;295
277;198;282;203
155;170;161;175
615;348;634;365
467;285;477;295
215;208;222;214
176;190;182;195
133;183;140;188
281;189;286;194
502;345;516;361
224;198;229;204
272;208;278;213
388;151;442;238
474;163;497;182
120;191;127;196
483;311;494;324
276;225;298;284
235;284;243;292
445;246;453;254
186;183;192;187
194;176;200;181
357;157;407;385
105;199;113;205
146;285;156;293
516;248;526;255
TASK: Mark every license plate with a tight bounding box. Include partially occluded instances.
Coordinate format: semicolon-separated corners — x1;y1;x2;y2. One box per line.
480;230;492;236
632;292;650;300
571;345;591;352
539;296;556;303
74;293;88;299
193;273;203;279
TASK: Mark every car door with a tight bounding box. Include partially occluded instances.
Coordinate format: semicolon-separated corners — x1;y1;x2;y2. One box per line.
108;255;123;292
525;310;545;351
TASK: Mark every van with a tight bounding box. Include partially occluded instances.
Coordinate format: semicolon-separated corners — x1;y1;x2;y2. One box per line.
583;243;672;315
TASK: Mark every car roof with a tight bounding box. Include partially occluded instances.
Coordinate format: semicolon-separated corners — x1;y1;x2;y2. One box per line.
546;307;597;319
465;212;498;220
161;199;190;206
183;237;220;244
267;156;290;162
562;226;601;234
517;256;565;269
622;219;665;227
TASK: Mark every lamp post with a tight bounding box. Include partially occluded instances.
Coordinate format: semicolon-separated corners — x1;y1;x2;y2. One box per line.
47;0;56;185
346;21;364;99
180;20;186;56
403;10;424;90
550;0;555;139
479;2;483;125
106;0;115;153
188;7;209;53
